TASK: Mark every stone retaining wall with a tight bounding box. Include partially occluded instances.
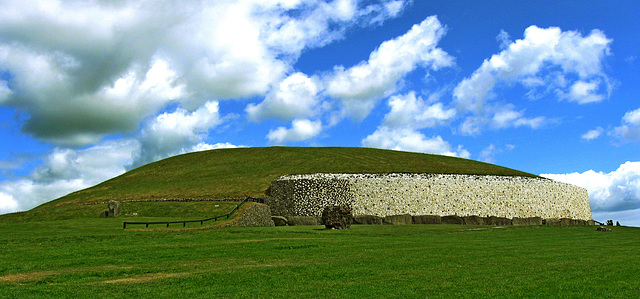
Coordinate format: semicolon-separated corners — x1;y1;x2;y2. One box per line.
266;173;592;221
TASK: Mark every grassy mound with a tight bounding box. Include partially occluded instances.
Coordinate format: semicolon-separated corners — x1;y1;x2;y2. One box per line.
40;146;536;208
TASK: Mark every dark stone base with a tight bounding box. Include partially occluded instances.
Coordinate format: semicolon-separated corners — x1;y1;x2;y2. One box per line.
412;215;441;224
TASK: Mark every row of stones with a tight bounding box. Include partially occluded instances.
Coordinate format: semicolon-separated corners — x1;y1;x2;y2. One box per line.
271;214;594;226
266;173;592;221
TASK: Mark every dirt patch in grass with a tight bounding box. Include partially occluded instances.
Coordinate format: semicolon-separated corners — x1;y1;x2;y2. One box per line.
0;271;58;283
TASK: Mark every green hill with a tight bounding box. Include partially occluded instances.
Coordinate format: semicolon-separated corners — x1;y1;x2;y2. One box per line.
41;146;536;208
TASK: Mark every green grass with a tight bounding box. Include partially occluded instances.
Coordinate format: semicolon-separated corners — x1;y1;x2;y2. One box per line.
0;221;638;297
36;146;536;210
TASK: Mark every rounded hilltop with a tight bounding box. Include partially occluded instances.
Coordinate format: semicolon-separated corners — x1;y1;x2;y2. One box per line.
39;146;537;209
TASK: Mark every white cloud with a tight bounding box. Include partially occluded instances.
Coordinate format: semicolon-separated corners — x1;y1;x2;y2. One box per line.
267;119;322;143
0;0;407;146
132;101;224;168
567;79;605;104
581;127;604;140
189;142;241;153
383;91;456;129
362;126;470;158
0;192;18;214
0;139;140;214
613;107;640;141
491;107;546;130
246;72;320;122
326;16;454;120
479;144;498;163
542;161;640;214
453;25;612;133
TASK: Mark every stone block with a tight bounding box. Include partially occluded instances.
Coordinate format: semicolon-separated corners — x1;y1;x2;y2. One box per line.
383;214;412;225
286;216;319;226
353;215;383;225
441;215;464;225
100;200;121;218
512;217;543;226
559;218;573;226
272;216;288;226
108;200;121;217
587;220;595;226
463;215;484;225
544;218;560;225
484;216;511;226
321;206;353;229
412;215;441;224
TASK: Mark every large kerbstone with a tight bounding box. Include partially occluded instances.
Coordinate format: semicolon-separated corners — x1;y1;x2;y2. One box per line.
412;215;441;224
441;215;464;225
383;214;412;225
512;217;543;226
463;215;484;225
484;216;512;226
286;216;320;226
321;206;353;229
353;215;383;225
272;216;288;226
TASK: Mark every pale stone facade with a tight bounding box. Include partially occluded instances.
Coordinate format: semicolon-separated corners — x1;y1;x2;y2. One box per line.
266;173;592;221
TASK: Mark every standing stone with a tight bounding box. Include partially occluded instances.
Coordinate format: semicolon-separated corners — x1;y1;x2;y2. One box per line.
321;206;353;229
108;201;121;217
100;201;121;217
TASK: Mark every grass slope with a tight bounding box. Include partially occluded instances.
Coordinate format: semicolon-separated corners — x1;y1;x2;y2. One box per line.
0;221;638;297
42;146;536;209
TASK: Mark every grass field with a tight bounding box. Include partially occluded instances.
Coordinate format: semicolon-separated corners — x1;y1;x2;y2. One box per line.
1;217;638;298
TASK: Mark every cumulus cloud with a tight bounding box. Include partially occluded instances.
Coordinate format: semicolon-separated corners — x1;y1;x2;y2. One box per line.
246;72;321;122
326;16;454;120
612;107;640;141
362;126;470;158
582;127;604;140
267;119;323;143
0;139;140;214
0;0;408;146
458;106;546;136
542;161;640;215
383;91;456;129
132;101;223;168
453;26;612;134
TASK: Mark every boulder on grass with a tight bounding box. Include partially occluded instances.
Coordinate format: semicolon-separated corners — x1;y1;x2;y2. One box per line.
321;206;353;229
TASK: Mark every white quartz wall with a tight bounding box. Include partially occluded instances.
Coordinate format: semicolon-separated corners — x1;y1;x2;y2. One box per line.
267;173;592;220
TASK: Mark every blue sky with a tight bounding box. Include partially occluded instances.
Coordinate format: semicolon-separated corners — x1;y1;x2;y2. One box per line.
0;0;639;225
